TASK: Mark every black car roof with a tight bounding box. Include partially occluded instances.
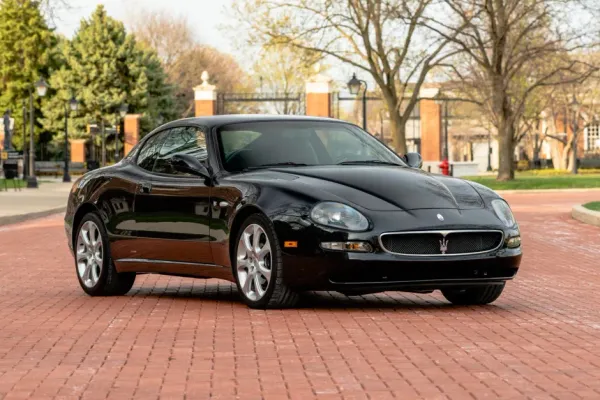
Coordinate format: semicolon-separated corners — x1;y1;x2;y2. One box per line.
158;114;343;130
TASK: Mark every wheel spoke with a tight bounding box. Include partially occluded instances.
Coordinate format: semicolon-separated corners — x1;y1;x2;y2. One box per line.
80;227;91;247
242;232;253;254
237;255;249;271
76;248;89;263
91;262;100;283
83;263;92;282
254;273;264;297
252;225;261;253
241;271;253;295
257;241;270;262
258;262;271;282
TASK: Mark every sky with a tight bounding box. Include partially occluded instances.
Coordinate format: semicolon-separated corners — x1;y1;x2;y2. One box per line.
50;0;365;89
52;0;237;56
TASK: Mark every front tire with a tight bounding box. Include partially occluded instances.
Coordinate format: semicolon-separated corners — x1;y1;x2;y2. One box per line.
441;283;505;305
233;214;299;309
74;212;136;296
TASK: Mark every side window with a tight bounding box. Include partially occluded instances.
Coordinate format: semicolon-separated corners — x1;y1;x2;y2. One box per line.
153;127;208;175
136;131;167;171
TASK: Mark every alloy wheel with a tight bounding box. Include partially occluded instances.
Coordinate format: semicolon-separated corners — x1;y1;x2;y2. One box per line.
76;220;103;288
236;223;272;301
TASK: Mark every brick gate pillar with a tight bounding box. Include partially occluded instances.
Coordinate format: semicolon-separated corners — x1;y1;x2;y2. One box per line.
194;71;217;117
69;139;86;163
123;114;141;156
419;88;442;163
305;64;333;118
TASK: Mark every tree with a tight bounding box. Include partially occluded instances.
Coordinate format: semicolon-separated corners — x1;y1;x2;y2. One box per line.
40;5;172;162
542;65;600;172
136;45;178;133
128;9;195;74
0;0;55;150
250;44;323;114
233;0;466;154
129;10;249;117
169;45;249;116
430;0;598;180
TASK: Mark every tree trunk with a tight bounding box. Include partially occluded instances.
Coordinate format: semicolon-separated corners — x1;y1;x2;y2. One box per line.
491;75;515;181
389;110;407;154
497;126;515;181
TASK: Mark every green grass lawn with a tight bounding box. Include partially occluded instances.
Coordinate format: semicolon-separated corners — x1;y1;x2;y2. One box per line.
0;179;26;189
583;201;600;211
465;173;600;190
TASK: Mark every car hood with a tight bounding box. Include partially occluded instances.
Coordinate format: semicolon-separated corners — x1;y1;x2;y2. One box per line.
270;165;485;211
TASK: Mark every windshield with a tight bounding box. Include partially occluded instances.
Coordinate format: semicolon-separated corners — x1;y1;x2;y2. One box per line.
217;120;407;172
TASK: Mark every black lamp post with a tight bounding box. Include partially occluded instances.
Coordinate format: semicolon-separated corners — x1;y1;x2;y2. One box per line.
434;91;449;161
347;73;368;131
116;103;128;162
63;96;79;183
26;78;48;189
569;94;580;175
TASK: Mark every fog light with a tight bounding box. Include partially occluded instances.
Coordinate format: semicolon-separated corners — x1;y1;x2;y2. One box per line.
320;241;373;252
506;235;521;248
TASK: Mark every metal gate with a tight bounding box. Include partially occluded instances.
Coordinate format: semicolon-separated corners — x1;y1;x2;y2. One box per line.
216;92;305;115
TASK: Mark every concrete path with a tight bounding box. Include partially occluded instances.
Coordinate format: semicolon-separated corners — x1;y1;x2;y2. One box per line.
0;180;72;226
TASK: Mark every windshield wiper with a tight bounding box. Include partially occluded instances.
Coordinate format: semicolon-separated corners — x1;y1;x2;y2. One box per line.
242;162;310;171
337;160;404;167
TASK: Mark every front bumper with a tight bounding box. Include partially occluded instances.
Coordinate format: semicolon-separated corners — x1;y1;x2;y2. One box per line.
272;207;522;292
281;249;521;292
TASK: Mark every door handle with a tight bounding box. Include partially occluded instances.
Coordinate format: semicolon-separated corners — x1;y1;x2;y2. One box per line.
140;182;152;194
213;200;229;208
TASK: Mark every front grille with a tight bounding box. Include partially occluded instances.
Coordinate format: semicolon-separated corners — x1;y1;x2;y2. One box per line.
379;230;503;256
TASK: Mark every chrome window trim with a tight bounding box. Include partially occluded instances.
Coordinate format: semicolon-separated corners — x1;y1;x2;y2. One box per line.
378;229;505;257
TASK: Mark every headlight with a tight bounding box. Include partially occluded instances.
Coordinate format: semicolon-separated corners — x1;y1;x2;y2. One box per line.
491;199;517;227
310;202;369;231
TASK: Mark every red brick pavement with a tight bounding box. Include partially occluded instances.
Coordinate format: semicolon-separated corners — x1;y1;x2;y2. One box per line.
0;190;599;399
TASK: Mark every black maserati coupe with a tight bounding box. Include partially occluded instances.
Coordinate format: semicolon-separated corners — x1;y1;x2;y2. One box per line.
65;115;522;308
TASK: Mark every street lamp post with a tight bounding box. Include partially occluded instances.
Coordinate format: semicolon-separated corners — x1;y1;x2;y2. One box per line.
116;104;128;162
26;78;48;189
569;94;580;175
63;96;79;183
347;73;368;131
22;101;27;179
434;92;449;161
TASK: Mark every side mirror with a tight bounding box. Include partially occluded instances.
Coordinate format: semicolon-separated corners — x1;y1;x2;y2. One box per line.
170;153;211;178
404;152;423;169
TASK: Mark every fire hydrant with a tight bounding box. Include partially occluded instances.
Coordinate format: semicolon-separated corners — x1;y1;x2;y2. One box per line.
439;159;450;176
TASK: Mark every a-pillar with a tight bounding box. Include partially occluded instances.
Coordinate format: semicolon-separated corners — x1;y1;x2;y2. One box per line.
123;114;141;156
69;139;86;163
305;64;333;118
194;71;217;117
419;88;442;163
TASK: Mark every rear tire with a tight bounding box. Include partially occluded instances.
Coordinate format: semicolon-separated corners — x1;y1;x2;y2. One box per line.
74;212;136;296
441;283;505;305
233;213;299;309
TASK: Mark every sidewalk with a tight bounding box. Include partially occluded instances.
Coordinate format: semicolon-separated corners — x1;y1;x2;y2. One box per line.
0;180;72;226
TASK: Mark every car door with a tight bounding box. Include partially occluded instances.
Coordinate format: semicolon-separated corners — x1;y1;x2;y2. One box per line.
134;126;215;271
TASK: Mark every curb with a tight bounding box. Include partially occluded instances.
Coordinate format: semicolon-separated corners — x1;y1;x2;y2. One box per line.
571;205;600;228
497;188;600;195
0;207;66;227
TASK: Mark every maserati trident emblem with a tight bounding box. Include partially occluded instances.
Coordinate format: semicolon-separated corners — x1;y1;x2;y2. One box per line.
437;213;444;221
439;238;449;254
